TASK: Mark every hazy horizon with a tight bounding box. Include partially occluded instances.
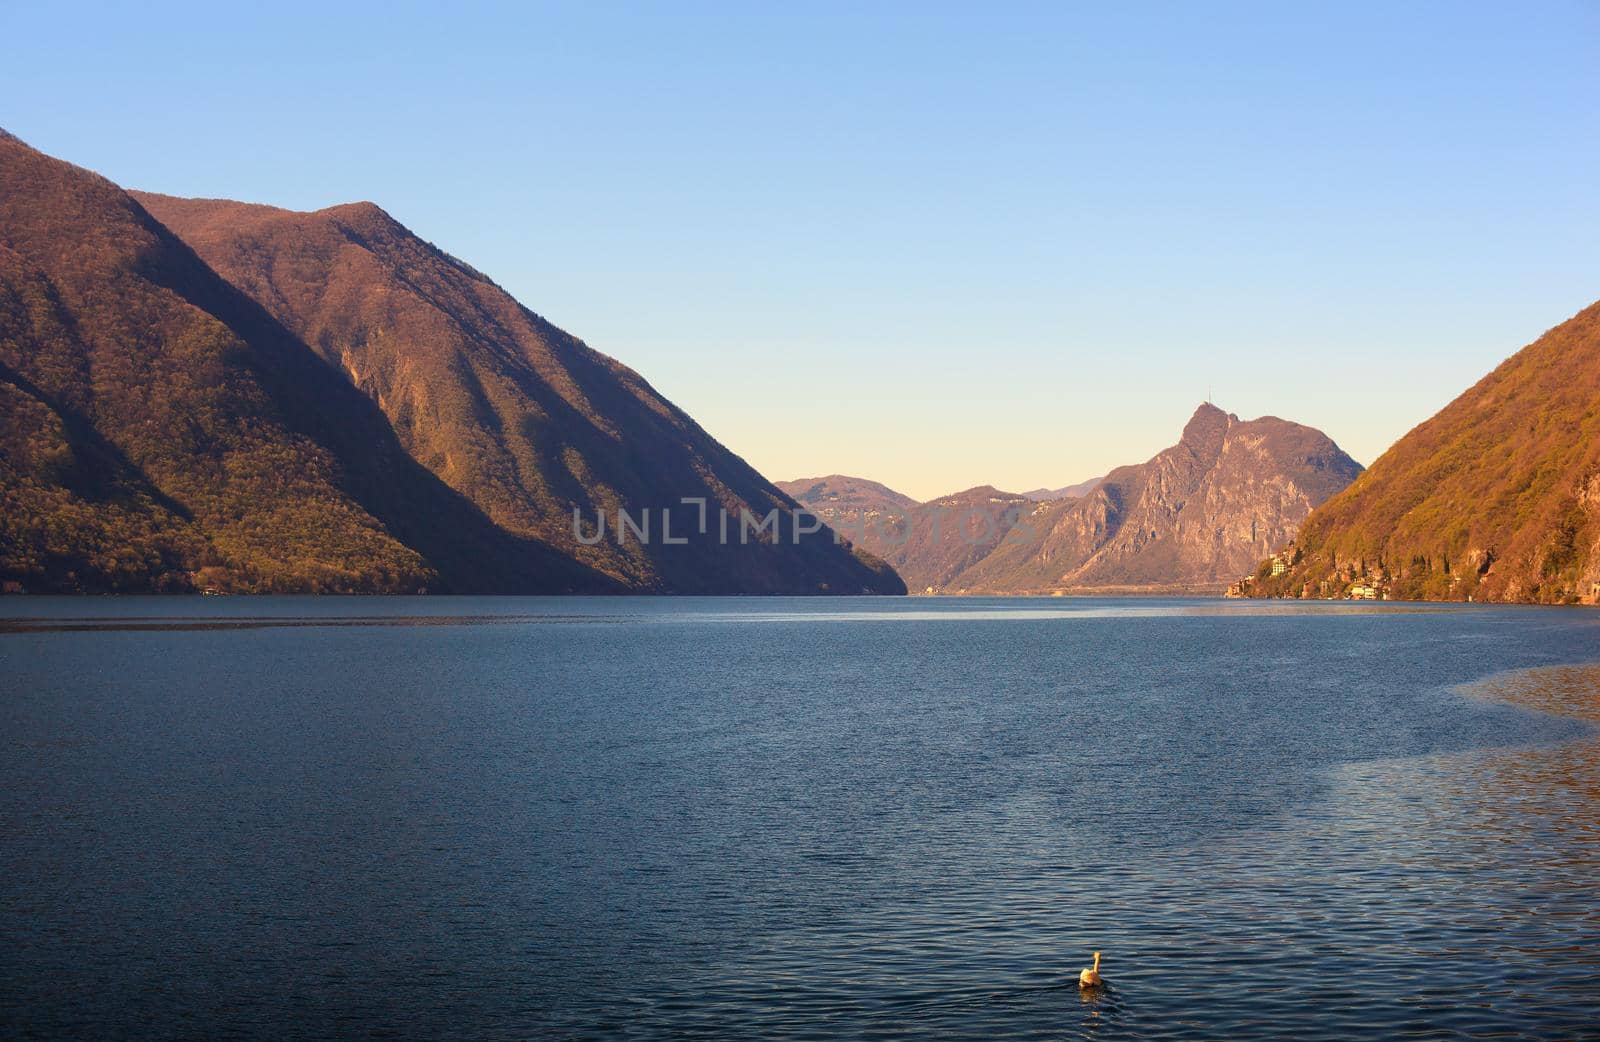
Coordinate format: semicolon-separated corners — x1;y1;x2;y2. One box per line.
6;2;1596;500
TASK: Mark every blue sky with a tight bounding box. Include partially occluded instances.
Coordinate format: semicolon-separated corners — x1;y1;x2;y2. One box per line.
4;2;1597;499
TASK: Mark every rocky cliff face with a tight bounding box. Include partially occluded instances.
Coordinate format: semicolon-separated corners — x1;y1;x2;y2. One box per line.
945;404;1363;592
1242;299;1600;604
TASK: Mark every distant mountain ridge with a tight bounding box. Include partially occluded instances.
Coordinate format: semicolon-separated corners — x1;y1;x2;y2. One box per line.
785;405;1362;594
778;477;1037;592
774;475;918;516
0;130;902;594
1022;476;1103;501
948;404;1362;592
1240;300;1600;604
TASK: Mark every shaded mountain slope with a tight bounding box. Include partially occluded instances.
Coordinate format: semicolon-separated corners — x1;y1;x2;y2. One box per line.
1242;300;1600;604
0;348;203;591
947;404;1362;593
1;129;619;593
133;191;901;594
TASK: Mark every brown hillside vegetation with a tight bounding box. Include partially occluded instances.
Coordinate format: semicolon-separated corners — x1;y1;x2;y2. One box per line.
1243;300;1600;604
1;129;459;592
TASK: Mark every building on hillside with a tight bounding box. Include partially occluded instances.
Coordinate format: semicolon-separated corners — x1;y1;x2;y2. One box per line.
1267;545;1300;577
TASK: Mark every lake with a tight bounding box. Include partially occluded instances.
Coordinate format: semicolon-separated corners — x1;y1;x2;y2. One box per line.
3;597;1599;1040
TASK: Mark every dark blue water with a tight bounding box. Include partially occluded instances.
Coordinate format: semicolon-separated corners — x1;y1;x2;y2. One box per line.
3;597;1599;1040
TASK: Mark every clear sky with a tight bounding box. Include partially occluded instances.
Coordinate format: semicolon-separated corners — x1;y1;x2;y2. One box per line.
4;2;1597;500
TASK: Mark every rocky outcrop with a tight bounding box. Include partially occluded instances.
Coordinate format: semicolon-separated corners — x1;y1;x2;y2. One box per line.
946;404;1363;593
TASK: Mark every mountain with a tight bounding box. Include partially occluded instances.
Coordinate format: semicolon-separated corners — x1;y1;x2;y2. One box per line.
778;476;1035;592
0;128;596;593
0;129;901;594
1239;300;1600;604
876;486;1035;593
131;190;901;595
775;475;919;517
945;404;1363;593
1021;476;1103;501
779;407;1359;595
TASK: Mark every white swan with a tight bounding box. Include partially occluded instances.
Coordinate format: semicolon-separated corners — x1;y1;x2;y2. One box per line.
1078;950;1104;988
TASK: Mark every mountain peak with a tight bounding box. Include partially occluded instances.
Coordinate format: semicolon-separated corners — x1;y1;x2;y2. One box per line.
933;485;1025;505
320;199;393;224
937;402;1361;593
775;475;918;513
1181;402;1237;455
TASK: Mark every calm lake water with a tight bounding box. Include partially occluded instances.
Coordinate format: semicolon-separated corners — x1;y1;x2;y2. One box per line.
3;597;1599;1040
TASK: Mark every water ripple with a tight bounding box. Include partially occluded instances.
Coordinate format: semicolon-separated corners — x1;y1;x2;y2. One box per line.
2;600;1599;1039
